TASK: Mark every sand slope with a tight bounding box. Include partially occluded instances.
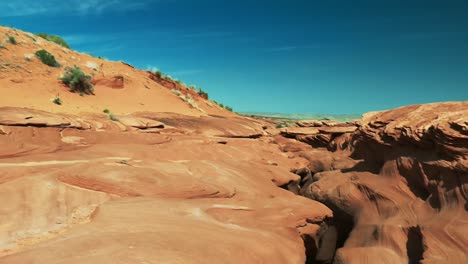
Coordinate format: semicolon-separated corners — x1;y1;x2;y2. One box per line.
0;26;232;117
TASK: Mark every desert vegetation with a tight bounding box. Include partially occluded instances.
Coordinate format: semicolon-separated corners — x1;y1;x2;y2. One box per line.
51;96;62;105
275;123;288;129
60;66;94;95
150;69;237;112
109;114;118;121
212;101;233;112
196;87;209;99
171;89;204;112
35;49;60;67
35;33;70;49
153;70;163;79
8;36;16;45
102;109;118;121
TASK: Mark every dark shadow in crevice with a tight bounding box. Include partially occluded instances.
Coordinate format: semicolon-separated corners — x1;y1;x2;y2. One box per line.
302;234;318;264
406;226;424;264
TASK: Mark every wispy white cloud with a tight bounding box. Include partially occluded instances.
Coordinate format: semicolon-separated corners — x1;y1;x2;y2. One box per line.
265;44;323;53
181;31;234;39
266;46;298;52
0;0;162;17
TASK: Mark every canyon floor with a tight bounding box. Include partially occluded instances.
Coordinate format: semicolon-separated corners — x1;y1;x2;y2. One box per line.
1;26;467;263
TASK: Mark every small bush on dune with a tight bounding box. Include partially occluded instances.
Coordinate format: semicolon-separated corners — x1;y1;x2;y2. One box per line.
212;101;232;112
153;70;163;79
102;109;118;121
35;49;60;67
197;87;209;99
60;66;94;95
8;36;16;45
51;96;62;105
35;33;70;49
108;114;118;121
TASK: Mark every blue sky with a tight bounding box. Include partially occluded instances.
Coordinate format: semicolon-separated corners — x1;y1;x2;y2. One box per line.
1;0;467;114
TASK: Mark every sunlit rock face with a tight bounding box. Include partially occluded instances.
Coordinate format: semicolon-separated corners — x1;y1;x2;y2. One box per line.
0;107;334;264
277;102;468;263
0;24;336;263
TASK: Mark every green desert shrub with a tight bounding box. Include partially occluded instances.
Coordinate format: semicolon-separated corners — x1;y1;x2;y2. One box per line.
35;49;60;67
8;36;16;45
35;33;70;49
51;96;62;105
197;87;209;99
153;70;163;79
60;66;94;95
275;121;294;129
102;109;118;121
108;114;118;121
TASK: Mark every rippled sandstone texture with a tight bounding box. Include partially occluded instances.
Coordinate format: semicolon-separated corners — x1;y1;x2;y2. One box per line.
279;102;467;263
0;107;334;264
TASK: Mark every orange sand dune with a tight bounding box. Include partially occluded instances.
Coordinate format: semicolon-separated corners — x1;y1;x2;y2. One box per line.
0;26;232;117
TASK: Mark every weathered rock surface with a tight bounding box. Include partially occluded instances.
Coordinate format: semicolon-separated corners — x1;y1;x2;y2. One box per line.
281;124;358;149
0;107;332;263
296;120;342;128
91;75;125;89
276;102;468;263
0;107;82;128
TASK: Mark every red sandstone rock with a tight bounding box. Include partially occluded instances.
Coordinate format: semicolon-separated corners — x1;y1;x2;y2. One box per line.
278;102;468;263
0;107;331;263
92;75;125;89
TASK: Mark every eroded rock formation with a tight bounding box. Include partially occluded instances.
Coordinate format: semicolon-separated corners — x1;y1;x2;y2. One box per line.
0;107;333;263
276;102;468;263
